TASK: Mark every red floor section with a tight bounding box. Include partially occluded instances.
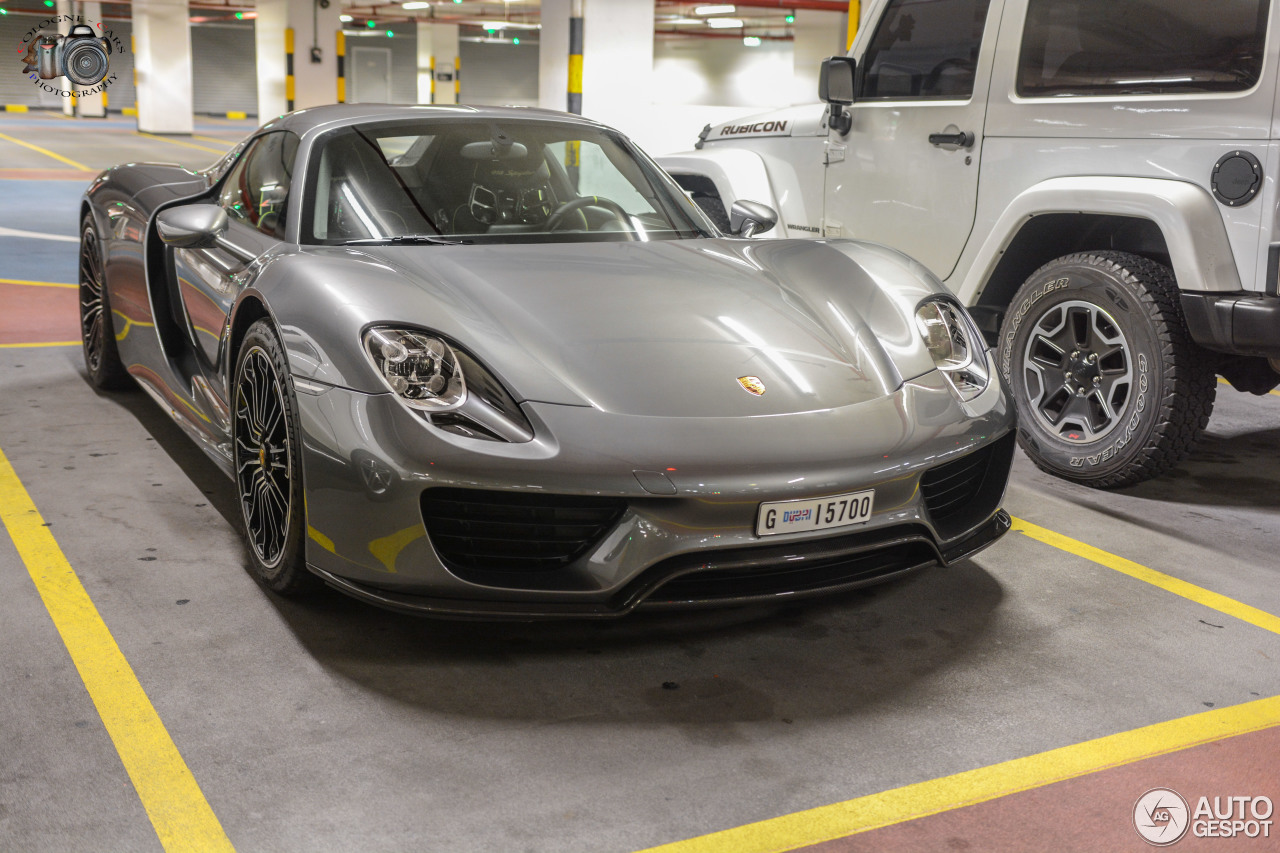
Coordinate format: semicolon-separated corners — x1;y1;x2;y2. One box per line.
0;168;99;181
801;725;1280;853
0;283;80;345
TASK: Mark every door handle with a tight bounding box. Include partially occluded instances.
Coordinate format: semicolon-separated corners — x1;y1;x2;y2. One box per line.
929;130;975;148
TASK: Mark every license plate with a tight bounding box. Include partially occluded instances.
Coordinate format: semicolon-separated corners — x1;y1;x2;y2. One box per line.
756;489;875;537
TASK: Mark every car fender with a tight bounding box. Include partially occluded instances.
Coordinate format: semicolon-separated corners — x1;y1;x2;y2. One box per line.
955;176;1242;305
659;148;785;230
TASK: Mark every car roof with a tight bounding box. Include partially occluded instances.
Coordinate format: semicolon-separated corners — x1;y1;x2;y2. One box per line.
258;103;612;137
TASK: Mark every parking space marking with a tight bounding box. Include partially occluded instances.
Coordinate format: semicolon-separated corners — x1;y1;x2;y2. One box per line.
636;695;1280;853
0;445;235;853
1011;517;1280;637
0;278;77;289
0;131;89;170
0;341;79;348
134;132;228;155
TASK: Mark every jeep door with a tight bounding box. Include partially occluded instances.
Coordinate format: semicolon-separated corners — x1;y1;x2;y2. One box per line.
823;0;1002;281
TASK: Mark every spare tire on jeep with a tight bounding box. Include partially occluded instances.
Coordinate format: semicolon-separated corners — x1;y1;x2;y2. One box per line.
997;251;1216;489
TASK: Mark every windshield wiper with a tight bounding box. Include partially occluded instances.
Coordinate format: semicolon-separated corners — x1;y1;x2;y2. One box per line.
346;235;472;246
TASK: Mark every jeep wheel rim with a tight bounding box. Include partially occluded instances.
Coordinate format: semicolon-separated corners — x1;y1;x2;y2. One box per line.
1021;299;1133;444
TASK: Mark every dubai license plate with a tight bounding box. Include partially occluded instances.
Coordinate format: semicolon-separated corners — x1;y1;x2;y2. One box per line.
756;489;875;537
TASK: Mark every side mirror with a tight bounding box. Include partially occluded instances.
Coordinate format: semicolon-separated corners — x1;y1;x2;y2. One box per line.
156;204;229;249
819;56;857;135
730;200;777;238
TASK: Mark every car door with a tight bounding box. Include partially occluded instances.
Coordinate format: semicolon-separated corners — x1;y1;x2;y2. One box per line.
823;0;1002;281
172;131;297;416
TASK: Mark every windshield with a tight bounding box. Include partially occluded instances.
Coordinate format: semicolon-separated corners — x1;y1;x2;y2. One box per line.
302;119;715;245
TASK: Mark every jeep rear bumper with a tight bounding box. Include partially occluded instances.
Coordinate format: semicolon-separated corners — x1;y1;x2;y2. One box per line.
1182;291;1280;358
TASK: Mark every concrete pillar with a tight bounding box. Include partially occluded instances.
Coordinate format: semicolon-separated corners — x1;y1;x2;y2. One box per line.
792;10;846;104
539;0;654;127
76;2;107;118
256;0;343;119
427;24;459;105
416;23;434;104
132;0;194;133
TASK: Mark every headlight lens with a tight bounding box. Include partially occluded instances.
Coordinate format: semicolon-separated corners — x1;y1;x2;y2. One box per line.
362;327;533;442
363;328;466;411
914;298;990;400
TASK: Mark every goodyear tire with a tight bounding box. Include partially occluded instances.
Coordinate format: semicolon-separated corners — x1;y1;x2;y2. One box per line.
997;251;1215;489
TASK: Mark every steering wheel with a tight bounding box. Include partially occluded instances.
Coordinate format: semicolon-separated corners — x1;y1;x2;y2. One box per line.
545;195;631;232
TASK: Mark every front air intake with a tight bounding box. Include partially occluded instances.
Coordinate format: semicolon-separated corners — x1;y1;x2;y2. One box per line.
919;432;1016;540
421;488;627;576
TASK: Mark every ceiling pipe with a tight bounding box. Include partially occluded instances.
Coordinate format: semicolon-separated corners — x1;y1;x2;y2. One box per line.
656;0;849;10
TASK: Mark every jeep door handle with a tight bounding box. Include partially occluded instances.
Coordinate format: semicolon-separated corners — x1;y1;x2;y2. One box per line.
928;130;975;148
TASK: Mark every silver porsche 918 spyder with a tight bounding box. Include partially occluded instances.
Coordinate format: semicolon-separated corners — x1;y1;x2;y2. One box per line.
79;104;1015;618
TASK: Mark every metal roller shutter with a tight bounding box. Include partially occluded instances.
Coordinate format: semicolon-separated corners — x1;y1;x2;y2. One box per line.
192;22;257;116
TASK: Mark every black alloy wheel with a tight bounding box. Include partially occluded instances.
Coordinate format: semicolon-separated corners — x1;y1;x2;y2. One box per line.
233;320;315;594
998;251;1215;489
79;216;131;389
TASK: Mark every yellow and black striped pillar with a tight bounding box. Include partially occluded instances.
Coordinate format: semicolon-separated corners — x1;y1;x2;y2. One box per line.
131;34;138;116
429;57;436;103
336;30;346;103
285;28;296;111
454;54;460;100
566;0;583;115
846;1;860;50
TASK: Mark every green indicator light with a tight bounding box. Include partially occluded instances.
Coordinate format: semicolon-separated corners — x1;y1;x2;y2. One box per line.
366;19;376;28
385;30;393;37
512;37;519;45
0;8;8;15
43;1;54;7
785;14;795;22
234;11;243;19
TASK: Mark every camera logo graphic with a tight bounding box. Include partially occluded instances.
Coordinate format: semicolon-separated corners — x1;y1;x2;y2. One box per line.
1134;788;1191;846
21;23;111;87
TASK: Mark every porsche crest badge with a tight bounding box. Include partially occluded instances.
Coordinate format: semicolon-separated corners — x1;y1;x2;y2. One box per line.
737;376;766;396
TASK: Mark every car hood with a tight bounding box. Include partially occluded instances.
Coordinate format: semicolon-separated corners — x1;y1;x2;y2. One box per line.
314;237;941;419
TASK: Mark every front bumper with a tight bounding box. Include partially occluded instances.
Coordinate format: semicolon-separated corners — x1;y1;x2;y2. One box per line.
294;360;1015;618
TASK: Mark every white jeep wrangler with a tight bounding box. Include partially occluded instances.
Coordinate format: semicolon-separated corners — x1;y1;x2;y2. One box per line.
659;0;1280;489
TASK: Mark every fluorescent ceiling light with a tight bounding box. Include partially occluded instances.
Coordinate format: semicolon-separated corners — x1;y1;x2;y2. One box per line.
695;4;736;14
402;1;431;8
339;14;352;21
478;20;540;29
706;17;743;28
743;36;761;46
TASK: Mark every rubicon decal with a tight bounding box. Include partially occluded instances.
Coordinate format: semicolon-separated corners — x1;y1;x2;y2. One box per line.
17;15;124;96
718;120;789;137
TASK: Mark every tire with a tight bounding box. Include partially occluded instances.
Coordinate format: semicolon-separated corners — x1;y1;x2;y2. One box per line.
79;215;132;390
232;319;318;595
997;251;1215;489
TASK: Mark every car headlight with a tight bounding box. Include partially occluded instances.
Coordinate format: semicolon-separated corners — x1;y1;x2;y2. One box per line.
362;327;533;442
914;297;990;401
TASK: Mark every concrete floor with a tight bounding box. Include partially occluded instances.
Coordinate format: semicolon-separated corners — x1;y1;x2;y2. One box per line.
2;112;1279;852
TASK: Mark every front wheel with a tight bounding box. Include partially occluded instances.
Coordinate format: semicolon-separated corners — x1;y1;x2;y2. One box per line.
232;319;317;595
997;251;1215;488
79;215;132;389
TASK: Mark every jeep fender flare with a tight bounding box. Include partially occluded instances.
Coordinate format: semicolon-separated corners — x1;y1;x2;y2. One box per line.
955;176;1242;306
659;148;785;234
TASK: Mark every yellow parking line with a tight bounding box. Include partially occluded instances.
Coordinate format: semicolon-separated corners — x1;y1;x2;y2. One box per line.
191;135;234;147
135;132;227;155
637;695;1280;853
1012;517;1280;636
0;446;234;852
0;341;80;348
0;131;89;170
638;519;1280;852
0;278;77;289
